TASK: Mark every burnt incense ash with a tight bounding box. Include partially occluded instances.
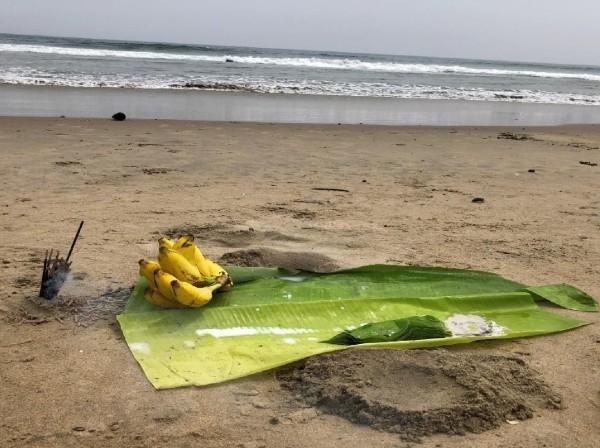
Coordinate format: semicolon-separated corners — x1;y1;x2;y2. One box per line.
39;221;84;300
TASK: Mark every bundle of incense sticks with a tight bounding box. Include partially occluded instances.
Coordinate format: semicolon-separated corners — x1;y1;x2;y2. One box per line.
39;221;84;299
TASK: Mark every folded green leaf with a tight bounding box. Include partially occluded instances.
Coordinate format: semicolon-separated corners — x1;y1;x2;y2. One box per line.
327;315;451;345
526;284;598;312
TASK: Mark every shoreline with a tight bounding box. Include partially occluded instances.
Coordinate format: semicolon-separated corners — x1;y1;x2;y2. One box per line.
2;84;600;126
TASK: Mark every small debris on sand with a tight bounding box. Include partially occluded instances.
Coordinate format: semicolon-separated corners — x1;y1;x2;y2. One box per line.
311;187;350;193
497;132;537;141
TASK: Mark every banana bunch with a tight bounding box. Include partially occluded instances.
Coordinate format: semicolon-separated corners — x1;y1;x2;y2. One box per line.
138;235;232;308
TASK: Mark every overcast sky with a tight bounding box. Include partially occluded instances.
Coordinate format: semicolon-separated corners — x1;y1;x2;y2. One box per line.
3;0;600;65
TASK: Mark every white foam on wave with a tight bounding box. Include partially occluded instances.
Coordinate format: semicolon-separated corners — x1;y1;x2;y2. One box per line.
2;66;599;106
2;43;600;82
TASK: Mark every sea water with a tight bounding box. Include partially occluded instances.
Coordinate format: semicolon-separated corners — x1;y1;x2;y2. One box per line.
2;33;600;106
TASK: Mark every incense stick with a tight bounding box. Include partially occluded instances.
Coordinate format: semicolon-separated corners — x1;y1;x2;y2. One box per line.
66;221;84;263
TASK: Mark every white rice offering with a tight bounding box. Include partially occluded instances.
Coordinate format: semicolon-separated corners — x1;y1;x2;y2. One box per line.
444;314;505;337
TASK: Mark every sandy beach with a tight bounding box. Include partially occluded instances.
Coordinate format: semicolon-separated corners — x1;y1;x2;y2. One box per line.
1;117;599;447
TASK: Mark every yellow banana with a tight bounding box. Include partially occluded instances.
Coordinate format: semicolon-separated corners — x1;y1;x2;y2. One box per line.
144;288;186;309
173;234;197;251
200;256;232;289
163;234;232;289
173;236;222;282
158;237;175;249
175;236;227;277
158;246;201;283
154;270;179;301
139;259;161;289
174;236;202;265
203;258;227;277
171;280;222;307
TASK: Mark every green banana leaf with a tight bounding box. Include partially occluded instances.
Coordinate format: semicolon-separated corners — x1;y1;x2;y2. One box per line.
117;265;597;389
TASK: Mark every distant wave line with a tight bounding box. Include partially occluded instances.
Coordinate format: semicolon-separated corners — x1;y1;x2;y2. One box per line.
2;43;600;82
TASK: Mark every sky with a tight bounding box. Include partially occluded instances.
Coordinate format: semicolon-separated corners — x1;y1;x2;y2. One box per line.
2;0;600;65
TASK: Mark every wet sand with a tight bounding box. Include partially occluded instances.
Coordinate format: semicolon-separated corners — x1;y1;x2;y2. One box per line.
3;84;600;125
1;117;599;448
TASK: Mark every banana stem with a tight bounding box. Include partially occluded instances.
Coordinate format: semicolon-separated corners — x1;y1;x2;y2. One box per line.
216;273;232;286
210;282;224;292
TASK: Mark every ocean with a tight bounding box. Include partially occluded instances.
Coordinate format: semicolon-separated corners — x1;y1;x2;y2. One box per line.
2;33;600;106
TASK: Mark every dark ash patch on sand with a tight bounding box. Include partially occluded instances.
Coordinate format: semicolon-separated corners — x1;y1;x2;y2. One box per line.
278;349;561;442
219;247;339;273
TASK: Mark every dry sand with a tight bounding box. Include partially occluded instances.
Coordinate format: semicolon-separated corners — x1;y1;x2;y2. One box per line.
1;117;599;448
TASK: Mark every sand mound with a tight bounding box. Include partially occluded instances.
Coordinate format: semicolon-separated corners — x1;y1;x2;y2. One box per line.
219;248;339;273
278;349;562;441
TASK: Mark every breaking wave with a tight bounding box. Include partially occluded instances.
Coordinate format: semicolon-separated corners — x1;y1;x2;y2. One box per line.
2;68;599;106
